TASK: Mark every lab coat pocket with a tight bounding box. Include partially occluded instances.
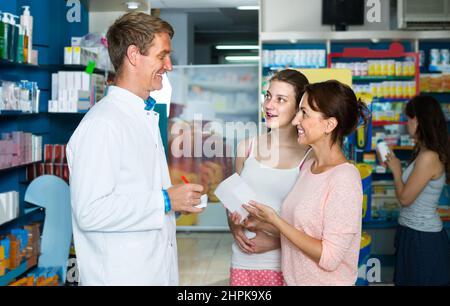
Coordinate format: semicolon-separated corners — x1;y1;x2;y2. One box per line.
103;231;167;285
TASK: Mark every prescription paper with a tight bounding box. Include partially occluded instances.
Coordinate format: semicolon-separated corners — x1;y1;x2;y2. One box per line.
214;173;257;221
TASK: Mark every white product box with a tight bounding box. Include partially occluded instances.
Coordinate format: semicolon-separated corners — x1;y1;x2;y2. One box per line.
48;100;56;113
58;72;68;91
376;141;390;162
71;37;82;47
58;89;69;112
72;46;81;65
68;88;78;112
30;50;38;65
66;72;75;90
81;73;91;91
0;193;8;225
51;73;58;101
64;47;73;65
73;72;83;90
77;90;91;111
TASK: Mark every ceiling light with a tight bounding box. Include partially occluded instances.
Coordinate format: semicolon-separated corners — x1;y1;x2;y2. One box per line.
126;1;140;10
216;45;259;50
236;6;260;10
225;56;260;62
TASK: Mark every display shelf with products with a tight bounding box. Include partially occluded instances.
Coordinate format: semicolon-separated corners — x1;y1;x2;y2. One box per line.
0;256;38;286
0;1;89;271
328;43;419;160
0;161;41;174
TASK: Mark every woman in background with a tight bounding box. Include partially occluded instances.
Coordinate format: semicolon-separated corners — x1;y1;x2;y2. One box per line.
383;95;450;286
228;69;312;286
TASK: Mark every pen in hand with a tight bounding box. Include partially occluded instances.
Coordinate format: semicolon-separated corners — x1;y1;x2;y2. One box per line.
180;175;207;209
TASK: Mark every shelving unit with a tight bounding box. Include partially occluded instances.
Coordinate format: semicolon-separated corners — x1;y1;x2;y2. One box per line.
0;0;92;285
259;27;450;256
0;161;42;173
0;256;38;286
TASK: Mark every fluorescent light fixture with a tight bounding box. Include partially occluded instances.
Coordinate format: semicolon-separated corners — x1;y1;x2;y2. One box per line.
126;1;140;10
237;6;259;10
225;56;260;62
216;45;259;50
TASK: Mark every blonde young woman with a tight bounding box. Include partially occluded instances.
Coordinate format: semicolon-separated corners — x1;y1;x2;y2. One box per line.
228;70;312;286
244;81;368;285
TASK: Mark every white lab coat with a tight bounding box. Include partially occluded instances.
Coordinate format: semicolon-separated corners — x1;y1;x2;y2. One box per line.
67;86;178;286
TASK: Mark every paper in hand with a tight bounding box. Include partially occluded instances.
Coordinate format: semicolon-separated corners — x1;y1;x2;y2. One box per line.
214;173;256;222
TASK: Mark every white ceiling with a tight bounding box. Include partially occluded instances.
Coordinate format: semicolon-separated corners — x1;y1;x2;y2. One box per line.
88;0;259;11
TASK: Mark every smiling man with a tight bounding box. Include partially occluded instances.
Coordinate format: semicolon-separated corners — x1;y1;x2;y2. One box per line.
66;12;204;286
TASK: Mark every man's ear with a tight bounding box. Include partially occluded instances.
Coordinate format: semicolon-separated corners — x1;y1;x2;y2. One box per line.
125;45;139;67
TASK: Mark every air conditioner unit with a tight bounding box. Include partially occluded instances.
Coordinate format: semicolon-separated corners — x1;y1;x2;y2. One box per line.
398;0;450;30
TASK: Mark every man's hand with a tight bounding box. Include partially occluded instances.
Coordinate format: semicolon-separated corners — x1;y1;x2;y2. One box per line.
167;184;204;214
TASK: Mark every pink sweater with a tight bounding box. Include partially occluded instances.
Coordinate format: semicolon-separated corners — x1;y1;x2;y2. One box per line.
280;159;362;286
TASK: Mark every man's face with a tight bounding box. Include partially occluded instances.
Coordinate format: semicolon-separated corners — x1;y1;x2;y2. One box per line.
137;32;173;92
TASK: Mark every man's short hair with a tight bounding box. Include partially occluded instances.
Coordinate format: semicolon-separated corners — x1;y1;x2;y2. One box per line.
106;12;174;74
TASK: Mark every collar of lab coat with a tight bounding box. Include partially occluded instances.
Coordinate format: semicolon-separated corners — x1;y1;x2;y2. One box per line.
107;85;158;119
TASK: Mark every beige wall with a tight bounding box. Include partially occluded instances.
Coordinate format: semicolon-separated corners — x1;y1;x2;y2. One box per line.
261;0;391;32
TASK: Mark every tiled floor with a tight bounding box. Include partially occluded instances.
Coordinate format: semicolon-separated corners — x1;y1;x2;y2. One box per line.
177;232;395;286
177;232;233;286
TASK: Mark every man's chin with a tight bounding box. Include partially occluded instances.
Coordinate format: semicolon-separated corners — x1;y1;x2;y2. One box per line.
151;82;163;91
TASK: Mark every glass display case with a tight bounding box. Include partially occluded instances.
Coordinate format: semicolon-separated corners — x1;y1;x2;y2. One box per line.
167;64;259;230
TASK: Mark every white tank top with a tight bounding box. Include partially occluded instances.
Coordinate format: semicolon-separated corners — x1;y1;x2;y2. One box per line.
231;138;311;270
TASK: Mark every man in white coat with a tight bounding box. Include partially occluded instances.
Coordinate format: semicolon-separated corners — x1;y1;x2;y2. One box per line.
66;12;204;285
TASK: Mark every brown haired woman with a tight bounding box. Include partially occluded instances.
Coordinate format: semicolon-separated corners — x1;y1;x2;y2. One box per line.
382;96;450;286
227;69;312;286
243;80;368;285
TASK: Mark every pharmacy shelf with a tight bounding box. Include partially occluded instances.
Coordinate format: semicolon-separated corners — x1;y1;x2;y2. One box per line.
260;30;450;43
59;64;113;75
0;161;42;174
0;59;40;69
371;98;411;103
353;76;415;82
421;91;450;94
0;111;41;116
362;220;398;229
0;60;113;75
263;65;326;71
429;65;450;73
47;111;88;115
372;121;407;127
0;207;42;228
0;256;38;286
188;81;258;92
363;220;450;230
372;194;397;199
368;146;414;152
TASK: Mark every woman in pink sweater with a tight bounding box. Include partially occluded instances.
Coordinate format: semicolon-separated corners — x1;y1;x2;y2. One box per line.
244;80;368;285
